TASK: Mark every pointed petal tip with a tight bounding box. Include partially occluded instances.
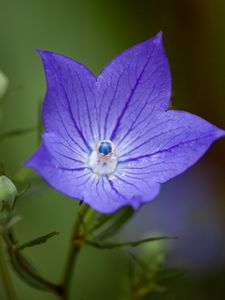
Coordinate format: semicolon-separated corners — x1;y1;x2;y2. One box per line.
143;31;163;49
217;127;225;139
36;48;43;54
37;49;61;62
156;31;163;39
36;49;53;59
211;123;225;139
36;48;45;56
153;31;163;43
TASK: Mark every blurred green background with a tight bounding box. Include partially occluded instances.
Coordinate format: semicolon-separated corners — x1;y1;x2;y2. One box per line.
0;0;225;299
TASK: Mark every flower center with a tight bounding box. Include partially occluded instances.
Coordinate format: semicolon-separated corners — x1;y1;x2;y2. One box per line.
98;141;113;155
88;140;117;176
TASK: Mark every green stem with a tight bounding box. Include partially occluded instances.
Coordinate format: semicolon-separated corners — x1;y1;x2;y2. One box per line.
60;204;92;300
0;239;17;300
85;236;176;250
1;228;62;297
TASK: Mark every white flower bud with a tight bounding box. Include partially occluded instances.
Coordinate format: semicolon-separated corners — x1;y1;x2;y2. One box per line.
0;176;17;209
0;70;9;98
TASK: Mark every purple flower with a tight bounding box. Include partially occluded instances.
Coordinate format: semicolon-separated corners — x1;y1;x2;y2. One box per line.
26;32;225;213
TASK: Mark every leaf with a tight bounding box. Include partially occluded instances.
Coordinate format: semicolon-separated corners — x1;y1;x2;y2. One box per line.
88;213;112;233
91;206;134;239
18;231;59;250
85;236;177;250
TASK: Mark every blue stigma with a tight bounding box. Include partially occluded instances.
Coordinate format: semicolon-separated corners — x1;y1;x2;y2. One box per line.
98;141;113;156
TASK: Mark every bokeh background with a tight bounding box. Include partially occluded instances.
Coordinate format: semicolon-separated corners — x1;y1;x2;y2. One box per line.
0;0;225;299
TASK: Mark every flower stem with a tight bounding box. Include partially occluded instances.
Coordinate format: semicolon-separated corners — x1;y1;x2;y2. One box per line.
60;204;92;300
0;239;17;300
1;228;62;297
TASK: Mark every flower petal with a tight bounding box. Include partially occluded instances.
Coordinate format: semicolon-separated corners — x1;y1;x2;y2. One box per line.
95;32;171;143
38;50;97;153
81;175;160;213
25;144;160;213
25;144;92;200
119;110;225;183
42;132;87;169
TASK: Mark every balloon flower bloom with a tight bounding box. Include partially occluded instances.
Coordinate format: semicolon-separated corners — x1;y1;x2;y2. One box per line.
26;32;225;213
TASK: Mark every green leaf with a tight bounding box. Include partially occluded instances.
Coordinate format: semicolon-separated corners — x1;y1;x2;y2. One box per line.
85;236;177;250
91;206;134;239
18;231;59;250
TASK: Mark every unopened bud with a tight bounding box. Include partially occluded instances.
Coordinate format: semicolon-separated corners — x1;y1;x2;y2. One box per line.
0;176;17;209
0;70;9;98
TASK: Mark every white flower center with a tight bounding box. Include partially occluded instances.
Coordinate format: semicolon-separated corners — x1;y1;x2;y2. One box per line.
87;140;117;176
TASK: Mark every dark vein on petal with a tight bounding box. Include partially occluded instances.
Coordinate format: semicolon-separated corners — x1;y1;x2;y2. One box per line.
49;91;87;153
50;140;84;158
59;167;87;171
75;70;95;143
103;64;130;139
123;126;184;157
109;45;156;141
114;174;142;193
122;172;152;188
119;119;175;156
97;87;107;140
53;150;84;164
115;76;159;149
50;56;91;151
107;177;127;200
118;133;215;164
68;68;82;130
95;176;102;197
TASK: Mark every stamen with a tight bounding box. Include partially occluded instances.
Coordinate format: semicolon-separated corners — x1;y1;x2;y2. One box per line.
88;140;117;175
97;140;113;156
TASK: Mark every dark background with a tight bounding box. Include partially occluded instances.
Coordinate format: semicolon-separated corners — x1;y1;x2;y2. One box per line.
0;0;225;299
